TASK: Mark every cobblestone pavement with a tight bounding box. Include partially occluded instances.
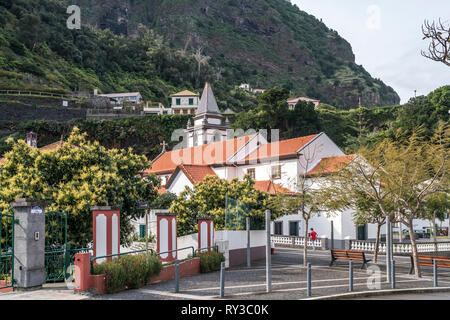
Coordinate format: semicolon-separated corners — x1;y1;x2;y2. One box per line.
0;283;88;300
93;247;450;300
1;248;449;300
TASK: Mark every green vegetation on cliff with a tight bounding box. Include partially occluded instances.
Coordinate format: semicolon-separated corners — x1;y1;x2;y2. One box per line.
0;0;398;112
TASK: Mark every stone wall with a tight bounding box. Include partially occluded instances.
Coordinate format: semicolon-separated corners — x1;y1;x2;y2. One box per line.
0;102;86;121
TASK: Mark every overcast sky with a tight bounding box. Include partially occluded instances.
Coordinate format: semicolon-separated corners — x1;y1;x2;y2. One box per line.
292;0;450;104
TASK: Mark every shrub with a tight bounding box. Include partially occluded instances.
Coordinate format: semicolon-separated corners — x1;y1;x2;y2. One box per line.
92;253;163;294
197;250;225;273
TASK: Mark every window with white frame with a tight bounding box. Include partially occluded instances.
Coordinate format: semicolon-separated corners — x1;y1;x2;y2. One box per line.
271;165;282;180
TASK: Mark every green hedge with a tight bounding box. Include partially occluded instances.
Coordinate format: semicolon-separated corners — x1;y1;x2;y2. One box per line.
92;253;162;294
197;250;225;273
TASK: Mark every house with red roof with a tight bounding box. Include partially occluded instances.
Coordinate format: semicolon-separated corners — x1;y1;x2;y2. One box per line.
140;83;381;248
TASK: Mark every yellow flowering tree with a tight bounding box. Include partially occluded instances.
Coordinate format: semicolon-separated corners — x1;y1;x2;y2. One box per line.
0;128;158;247
170;175;283;236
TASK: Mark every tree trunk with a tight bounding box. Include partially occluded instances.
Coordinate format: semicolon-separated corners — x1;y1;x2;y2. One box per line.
303;220;309;267
407;219;422;278
373;223;381;263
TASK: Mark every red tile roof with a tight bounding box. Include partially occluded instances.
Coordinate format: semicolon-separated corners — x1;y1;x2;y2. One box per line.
244;134;319;163
176;164;217;184
156;186;167;194
0;141;62;164
254;180;295;195
144;135;255;175
306;154;357;176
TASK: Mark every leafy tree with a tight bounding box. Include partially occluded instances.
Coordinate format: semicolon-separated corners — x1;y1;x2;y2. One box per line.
423;192;450;245
332;123;449;277
169;175;282;236
0;127;158;247
352;195;392;263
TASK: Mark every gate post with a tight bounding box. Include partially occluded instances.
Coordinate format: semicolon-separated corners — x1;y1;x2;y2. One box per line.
197;216;214;252
11;198;46;289
91;206;121;264
156;211;177;263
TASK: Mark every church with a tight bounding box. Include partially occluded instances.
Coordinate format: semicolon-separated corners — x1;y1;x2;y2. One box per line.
142;82;383;248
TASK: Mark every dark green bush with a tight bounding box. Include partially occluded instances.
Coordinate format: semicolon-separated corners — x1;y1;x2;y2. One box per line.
92;253;163;294
198;250;225;273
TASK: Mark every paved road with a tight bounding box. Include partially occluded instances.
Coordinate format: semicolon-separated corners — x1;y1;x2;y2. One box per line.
357;292;450;300
1;248;449;300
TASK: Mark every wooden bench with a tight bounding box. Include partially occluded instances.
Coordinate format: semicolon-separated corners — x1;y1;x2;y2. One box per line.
330;249;371;269
409;254;450;274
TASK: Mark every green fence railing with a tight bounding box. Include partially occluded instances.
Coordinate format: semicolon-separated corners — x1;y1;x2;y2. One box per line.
0;212;15;290
45;244;92;282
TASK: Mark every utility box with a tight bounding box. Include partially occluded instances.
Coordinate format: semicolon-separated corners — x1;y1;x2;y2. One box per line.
216;240;229;268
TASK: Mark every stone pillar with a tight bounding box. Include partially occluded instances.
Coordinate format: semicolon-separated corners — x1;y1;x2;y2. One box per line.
12;198;46;289
197;217;214;251
91;206;120;264
156;212;177;263
320;237;328;250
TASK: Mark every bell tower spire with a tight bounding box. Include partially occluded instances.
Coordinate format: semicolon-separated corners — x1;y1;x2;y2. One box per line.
186;82;230;147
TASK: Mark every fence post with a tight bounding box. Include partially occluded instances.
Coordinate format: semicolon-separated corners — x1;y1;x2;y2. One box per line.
175;259;179;293
330;221;334;250
64;242;71;279
433;259;438;287
307;263;312;297
386;218;392;283
266;210;272;293
246;216;251;268
220;261;225;298
349;260;353;292
391;260;396;289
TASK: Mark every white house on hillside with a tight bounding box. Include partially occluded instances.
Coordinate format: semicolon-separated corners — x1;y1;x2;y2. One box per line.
170;90;200;114
98;92;143;105
287;96;321;109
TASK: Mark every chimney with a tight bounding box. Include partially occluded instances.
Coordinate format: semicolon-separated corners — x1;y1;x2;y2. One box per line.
26;132;37;148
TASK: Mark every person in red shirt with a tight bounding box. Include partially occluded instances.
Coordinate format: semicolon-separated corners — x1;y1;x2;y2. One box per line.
309;228;317;251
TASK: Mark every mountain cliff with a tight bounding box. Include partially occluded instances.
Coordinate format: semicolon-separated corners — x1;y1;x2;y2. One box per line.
0;0;399;111
69;0;400;108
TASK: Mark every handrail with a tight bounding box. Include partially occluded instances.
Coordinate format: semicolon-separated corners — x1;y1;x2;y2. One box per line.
194;245;219;256
156;246;195;258
0;89;77;99
90;248;155;273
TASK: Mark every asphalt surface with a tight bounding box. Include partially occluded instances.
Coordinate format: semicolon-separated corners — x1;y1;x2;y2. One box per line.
1;248;450;300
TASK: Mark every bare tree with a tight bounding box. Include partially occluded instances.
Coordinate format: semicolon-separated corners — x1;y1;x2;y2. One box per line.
193;47;211;86
421;19;450;66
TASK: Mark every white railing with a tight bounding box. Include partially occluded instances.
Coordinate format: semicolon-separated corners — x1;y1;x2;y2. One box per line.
350;240;450;254
271;235;325;249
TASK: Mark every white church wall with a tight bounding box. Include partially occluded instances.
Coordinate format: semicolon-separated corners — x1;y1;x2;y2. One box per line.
297;133;345;174
167;170;194;195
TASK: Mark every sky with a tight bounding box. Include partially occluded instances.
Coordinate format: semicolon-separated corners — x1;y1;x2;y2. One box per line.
292;0;450;104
